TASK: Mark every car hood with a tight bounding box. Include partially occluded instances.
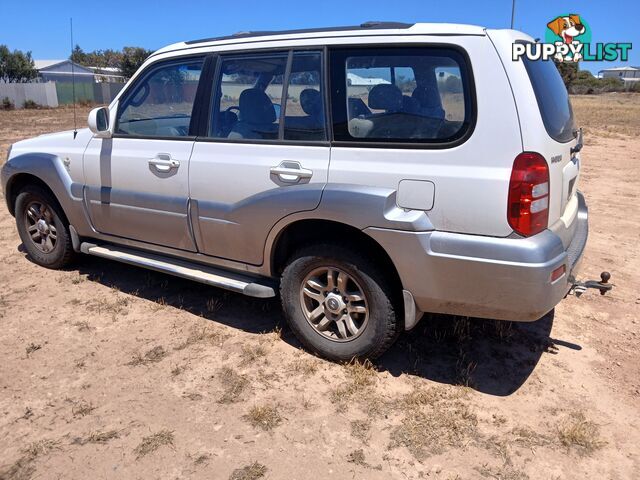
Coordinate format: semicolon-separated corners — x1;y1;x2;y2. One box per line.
9;128;94;160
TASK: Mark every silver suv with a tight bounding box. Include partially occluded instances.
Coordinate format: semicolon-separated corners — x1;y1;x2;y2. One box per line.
2;23;596;360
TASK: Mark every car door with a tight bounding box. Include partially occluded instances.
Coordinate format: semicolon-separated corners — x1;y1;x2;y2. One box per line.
83;57;205;251
188;50;330;265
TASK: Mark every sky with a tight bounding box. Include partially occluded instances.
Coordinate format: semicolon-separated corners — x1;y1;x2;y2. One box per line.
1;0;638;74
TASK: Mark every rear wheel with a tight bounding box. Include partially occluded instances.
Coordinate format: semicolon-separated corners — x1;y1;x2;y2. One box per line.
15;185;74;269
280;244;400;361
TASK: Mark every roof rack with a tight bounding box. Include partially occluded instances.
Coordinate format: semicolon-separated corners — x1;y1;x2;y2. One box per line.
185;22;414;45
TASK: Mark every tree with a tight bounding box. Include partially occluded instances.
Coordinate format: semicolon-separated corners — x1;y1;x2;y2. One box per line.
120;47;153;79
554;61;578;88
0;45;37;83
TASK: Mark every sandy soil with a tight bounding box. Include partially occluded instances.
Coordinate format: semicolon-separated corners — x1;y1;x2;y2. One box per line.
0;98;638;480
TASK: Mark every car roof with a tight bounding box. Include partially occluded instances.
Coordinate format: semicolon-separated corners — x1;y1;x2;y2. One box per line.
152;22;487;58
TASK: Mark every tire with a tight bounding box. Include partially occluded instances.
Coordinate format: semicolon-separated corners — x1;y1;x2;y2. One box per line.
280;244;401;361
15;185;74;269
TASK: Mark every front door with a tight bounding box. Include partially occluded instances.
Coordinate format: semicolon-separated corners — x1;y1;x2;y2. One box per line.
83;57;205;251
188;50;330;265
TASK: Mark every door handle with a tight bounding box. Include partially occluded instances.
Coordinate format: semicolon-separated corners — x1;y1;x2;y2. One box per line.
149;154;180;172
270;161;313;183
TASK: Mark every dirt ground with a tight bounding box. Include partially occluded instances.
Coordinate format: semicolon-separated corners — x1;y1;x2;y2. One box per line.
0;96;638;480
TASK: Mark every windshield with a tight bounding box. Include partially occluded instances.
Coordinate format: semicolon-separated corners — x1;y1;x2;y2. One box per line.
522;56;576;143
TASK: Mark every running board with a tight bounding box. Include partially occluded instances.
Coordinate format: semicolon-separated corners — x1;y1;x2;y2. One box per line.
80;243;276;298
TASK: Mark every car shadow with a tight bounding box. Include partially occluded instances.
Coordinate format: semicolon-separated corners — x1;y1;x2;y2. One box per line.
49;253;580;397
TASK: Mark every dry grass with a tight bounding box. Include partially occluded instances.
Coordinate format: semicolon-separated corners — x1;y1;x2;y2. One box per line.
72;429;120;446
25;343;41;356
240;343;268;365
73;321;92;332
133;430;174;459
346;448;366;465
218;366;249;404
173;325;224;351
0;439;60;480
127;345;167;366
350;419;372;444
389;386;477;459
243;404;283;431
71;400;95;417
229;462;267;480
557;412;606;455
330;359;378;404
571;93;640;138
288;357;320;375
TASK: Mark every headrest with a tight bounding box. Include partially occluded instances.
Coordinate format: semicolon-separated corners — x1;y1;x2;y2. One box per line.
300;88;322;116
239;88;276;124
402;95;420;114
368;84;403;111
411;85;442;108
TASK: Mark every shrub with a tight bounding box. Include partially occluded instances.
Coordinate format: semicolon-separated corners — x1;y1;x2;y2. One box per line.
1;96;14;110
23;99;39;109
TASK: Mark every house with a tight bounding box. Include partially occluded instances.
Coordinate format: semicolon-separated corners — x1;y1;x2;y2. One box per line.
34;60;125;83
598;66;640;83
346;73;390;86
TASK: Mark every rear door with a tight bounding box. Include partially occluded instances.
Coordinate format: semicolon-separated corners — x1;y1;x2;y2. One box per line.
188;49;330;265
83;57;204;251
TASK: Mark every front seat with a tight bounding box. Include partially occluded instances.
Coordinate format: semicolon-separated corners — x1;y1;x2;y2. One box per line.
412;84;445;120
228;88;278;140
299;88;324;127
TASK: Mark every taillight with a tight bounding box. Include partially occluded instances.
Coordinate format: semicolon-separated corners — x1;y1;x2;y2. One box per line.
507;152;549;237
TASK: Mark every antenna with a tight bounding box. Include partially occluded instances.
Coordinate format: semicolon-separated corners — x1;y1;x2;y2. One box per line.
70;18;78;139
510;0;516;29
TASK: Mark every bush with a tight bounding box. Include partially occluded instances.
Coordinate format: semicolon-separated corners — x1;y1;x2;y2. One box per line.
23;99;40;109
1;96;14;110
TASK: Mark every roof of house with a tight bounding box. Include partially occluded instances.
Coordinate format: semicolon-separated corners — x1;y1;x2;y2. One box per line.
599;66;640;71
34;59;67;70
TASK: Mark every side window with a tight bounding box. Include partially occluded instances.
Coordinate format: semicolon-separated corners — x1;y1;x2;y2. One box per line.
116;59;203;137
283;52;326;141
210;53;288;140
331;47;473;144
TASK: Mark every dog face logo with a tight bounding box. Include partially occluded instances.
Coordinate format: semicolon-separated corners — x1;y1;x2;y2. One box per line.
546;14;589;62
547;15;586;43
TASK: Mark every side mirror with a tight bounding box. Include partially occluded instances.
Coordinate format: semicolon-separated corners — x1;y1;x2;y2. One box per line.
88;107;111;138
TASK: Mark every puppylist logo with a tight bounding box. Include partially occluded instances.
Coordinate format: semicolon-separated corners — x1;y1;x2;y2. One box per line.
512;14;632;62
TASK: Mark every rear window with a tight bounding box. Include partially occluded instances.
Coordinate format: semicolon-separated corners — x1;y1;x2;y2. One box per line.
330;47;474;144
522;56;576;143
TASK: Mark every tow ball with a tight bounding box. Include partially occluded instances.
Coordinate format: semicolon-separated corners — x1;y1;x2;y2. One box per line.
570;271;613;297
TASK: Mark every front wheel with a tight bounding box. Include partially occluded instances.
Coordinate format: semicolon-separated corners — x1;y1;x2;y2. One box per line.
280;244;400;361
15;185;74;269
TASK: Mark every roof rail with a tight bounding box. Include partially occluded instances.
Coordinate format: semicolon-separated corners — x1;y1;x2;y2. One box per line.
184;22;414;45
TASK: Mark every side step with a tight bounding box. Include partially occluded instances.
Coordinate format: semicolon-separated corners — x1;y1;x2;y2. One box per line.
80;243;276;298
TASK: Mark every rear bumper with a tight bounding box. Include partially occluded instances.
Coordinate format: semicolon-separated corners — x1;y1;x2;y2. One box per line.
365;192;588;321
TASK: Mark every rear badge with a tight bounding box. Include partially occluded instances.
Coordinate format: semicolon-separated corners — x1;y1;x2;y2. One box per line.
551;155;562;164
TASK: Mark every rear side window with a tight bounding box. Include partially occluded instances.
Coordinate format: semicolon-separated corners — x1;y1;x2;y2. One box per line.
116;58;203;137
522;56;576;143
209;50;327;142
330;47;474;144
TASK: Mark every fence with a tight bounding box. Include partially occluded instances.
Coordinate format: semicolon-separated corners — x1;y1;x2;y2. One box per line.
0;82;58;108
0;81;124;109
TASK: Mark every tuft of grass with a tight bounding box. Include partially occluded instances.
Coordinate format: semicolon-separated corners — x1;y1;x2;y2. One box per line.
346;448;366;465
72;400;95;417
127;345;167;366
206;297;224;313
243;404;283;431
218;367;249;404
72;429;120;445
331;359;377;404
476;464;530;480
174;325;223;351
134;430;174;459
557;412;606;455
240;343;268;365
171;364;187;377
25;343;42;356
0;439;60;480
73;321;92;332
289;358;319;375
229;462;267;480
390;386;477;459
350;419;371;444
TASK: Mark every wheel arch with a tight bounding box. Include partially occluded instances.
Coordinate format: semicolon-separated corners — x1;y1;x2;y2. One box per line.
5;173;69;223
270;218;404;302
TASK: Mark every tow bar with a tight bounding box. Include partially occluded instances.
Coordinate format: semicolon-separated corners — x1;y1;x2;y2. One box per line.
570;271;613;297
